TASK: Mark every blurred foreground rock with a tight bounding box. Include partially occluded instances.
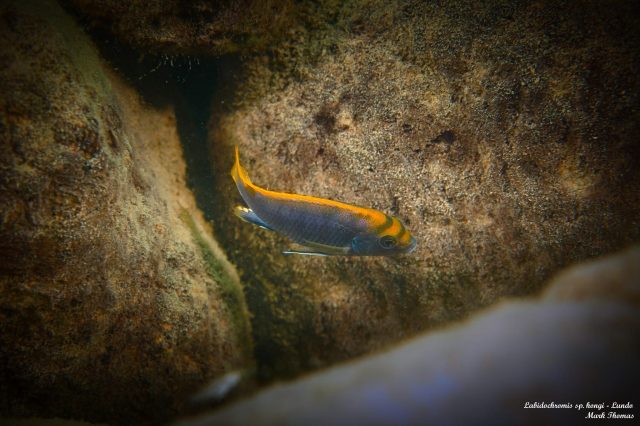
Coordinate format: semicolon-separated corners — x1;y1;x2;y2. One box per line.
180;246;640;426
0;0;252;423
209;0;640;378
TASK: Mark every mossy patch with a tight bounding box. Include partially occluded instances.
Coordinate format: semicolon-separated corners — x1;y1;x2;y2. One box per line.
180;210;253;361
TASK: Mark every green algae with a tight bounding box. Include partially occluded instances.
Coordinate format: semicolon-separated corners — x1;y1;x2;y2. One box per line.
180;210;253;362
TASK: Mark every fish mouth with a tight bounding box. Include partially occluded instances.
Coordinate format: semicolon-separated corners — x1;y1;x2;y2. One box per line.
404;236;417;254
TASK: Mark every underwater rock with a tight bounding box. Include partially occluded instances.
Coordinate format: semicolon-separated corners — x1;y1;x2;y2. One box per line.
179;246;640;426
60;0;295;56
208;0;640;379
0;0;252;423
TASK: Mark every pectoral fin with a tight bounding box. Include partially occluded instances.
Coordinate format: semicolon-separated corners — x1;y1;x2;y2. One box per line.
234;206;274;231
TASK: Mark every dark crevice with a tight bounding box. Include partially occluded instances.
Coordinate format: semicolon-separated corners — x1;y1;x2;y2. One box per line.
76;25;235;225
70;13;320;387
75;24;278;386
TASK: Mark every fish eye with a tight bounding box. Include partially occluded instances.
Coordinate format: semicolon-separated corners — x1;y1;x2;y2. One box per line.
379;235;397;249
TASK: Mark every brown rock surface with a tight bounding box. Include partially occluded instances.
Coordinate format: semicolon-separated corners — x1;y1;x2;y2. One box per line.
179;246;640;426
0;0;252;423
60;0;295;56
208;0;640;379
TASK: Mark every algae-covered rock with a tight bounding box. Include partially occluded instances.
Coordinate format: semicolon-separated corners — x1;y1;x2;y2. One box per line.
60;0;295;56
209;0;640;379
179;246;640;426
0;0;251;423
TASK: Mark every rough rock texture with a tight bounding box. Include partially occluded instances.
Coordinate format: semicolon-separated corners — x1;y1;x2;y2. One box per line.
0;0;252;424
61;0;296;56
180;246;640;426
209;0;640;379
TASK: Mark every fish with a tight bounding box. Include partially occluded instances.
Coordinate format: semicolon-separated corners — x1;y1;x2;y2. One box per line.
231;146;417;256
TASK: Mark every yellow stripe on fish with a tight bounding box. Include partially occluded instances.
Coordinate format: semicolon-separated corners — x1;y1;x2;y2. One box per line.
232;148;386;227
231;146;416;256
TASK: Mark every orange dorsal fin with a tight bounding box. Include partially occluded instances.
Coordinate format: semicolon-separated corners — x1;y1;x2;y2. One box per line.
231;146;253;186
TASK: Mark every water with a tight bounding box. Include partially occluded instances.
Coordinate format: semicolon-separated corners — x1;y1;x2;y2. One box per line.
1;0;639;424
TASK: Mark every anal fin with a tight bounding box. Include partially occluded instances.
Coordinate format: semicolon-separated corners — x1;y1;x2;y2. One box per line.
283;241;349;257
283;249;330;257
234;206;274;231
